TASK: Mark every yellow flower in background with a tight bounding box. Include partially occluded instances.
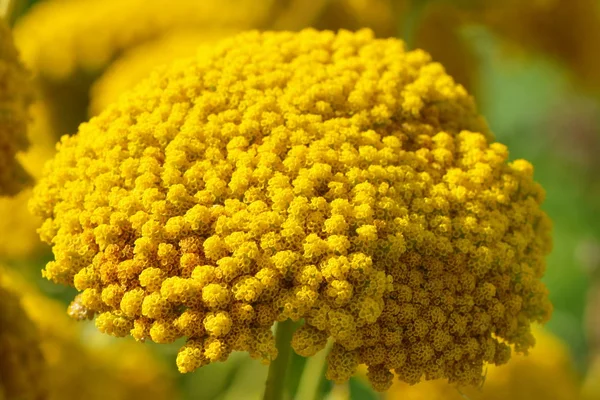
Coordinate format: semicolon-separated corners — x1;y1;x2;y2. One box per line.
0;101;57;260
30;29;551;391
0;271;47;400
0;267;179;400
89;29;239;116
459;0;600;90
385;328;580;400
13;0;273;81
582;356;600;400
0;18;33;196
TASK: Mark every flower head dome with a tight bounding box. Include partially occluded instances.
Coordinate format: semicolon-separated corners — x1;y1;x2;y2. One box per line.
384;327;579;400
30;29;552;391
0;19;33;196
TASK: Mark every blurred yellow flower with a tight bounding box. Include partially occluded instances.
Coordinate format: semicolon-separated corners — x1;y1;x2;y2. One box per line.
0;18;33;196
0;101;56;260
0;267;179;400
14;0;273;80
582;356;600;400
31;29;551;392
385;328;580;400
0;271;47;400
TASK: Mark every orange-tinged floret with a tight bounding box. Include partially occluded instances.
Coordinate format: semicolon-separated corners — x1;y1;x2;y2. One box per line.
30;29;552;390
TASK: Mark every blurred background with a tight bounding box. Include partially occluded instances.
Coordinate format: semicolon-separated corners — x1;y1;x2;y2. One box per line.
2;0;600;399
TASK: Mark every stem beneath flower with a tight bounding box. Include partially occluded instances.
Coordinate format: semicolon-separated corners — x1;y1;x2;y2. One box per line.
295;340;332;400
263;319;296;400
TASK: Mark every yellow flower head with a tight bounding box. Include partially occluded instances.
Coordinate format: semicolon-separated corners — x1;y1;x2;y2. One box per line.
30;29;552;391
385;328;579;400
0;19;32;196
0;267;178;400
14;0;272;81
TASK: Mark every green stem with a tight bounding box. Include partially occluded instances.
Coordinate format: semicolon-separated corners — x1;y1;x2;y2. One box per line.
263;319;296;400
295;340;332;400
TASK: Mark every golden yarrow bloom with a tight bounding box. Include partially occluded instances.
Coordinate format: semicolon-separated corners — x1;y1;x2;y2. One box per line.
0;267;178;400
30;29;552;391
385;328;579;400
0;19;32;196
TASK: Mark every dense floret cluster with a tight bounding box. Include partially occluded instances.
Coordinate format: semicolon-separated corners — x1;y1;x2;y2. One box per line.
31;29;552;391
0;19;32;196
385;328;579;400
13;0;271;80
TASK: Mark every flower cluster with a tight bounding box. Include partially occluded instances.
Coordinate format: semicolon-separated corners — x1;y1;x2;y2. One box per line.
384;328;579;400
13;0;271;80
0;19;32;197
31;29;552;391
0;267;178;400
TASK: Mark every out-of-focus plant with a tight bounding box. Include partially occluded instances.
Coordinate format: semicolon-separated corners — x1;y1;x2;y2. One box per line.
0;266;180;400
0;17;32;196
13;0;271;80
0;101;56;260
581;355;600;400
0;269;47;400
